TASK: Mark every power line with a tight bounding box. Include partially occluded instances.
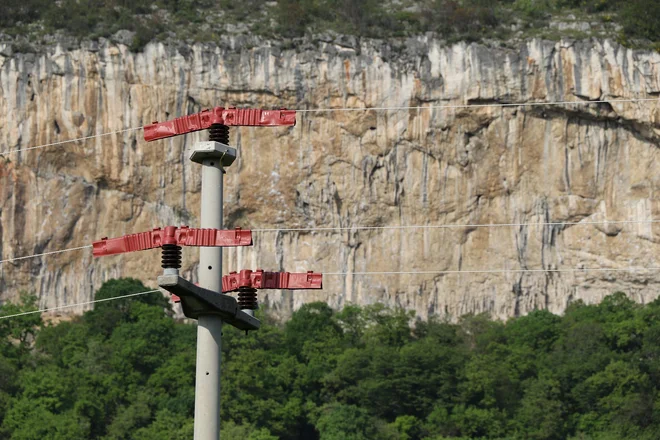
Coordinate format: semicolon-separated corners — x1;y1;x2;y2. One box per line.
295;97;659;113
323;267;660;275
253;219;660;233
0;127;143;156
1;218;656;266
1;97;658;156
0;245;92;265
2;266;658;321
141;83;659;112
0;289;160;321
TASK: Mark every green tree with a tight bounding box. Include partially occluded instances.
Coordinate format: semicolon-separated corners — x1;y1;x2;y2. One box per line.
275;0;321;37
315;403;378;440
0;293;42;351
0;0;48;27
3;288;660;439
514;377;565;439
621;0;660;42
84;278;167;338
133;411;194;440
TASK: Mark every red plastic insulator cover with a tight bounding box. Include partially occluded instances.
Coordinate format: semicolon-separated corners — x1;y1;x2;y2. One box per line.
144;107;297;141
222;269;323;292
93;226;252;257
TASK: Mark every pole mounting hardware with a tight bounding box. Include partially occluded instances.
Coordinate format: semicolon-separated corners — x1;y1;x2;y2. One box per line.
189;141;236;166
158;275;260;330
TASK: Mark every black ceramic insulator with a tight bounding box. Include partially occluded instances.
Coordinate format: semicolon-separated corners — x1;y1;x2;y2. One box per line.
237;286;258;310
161;244;182;269
209;124;229;144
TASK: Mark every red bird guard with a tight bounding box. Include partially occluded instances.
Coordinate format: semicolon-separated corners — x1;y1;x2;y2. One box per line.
222;269;323;292
143;107;296;142
221;269;323;311
92;226;252;257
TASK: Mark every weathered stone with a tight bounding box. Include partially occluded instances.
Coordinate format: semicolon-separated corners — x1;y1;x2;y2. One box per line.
111;30;136;47
0;36;658;321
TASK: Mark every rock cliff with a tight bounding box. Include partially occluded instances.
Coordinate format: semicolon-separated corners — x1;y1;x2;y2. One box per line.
0;36;658;320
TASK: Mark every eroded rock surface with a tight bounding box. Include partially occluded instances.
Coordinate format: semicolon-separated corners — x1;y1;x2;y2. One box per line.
0;36;658;320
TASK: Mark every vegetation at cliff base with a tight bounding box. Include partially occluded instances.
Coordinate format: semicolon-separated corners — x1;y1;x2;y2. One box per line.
1;0;660;50
1;278;660;439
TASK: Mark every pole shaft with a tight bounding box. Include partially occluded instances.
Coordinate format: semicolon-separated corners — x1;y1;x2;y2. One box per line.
194;159;224;440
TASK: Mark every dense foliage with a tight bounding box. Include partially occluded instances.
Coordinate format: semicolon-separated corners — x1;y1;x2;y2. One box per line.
1;0;660;50
1;279;660;439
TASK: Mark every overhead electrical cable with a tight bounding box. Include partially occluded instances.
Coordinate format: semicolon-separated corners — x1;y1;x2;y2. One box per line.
0;289;160;321
0;126;143;156
295;97;660;113
0;245;92;265
1;265;659;321
1;219;656;266
323;267;660;276
0;96;658;156
252;219;660;233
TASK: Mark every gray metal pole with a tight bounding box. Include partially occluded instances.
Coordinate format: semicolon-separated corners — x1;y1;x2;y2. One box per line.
194;158;224;440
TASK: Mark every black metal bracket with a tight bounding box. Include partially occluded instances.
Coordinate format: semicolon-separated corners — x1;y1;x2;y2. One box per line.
157;274;261;331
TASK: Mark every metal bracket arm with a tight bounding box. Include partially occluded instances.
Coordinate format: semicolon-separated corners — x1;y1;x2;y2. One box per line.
93;226;252;257
144;107;297;141
222;269;323;292
158;274;260;331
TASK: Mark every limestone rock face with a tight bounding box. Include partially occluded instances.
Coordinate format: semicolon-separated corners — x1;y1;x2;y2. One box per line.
0;36;658;320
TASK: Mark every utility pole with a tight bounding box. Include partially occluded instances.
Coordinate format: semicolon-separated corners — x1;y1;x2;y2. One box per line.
190;124;233;439
94;107;322;440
